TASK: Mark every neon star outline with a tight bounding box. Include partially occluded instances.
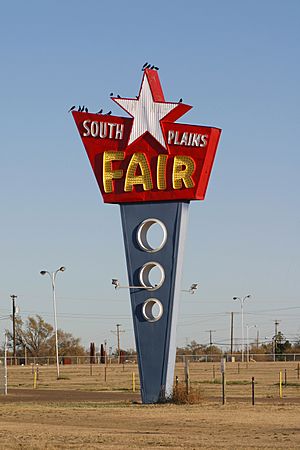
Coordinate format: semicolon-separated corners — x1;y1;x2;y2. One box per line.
112;70;190;150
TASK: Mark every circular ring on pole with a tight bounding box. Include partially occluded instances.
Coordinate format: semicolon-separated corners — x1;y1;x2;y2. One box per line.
142;298;163;322
139;262;165;290
137;218;167;253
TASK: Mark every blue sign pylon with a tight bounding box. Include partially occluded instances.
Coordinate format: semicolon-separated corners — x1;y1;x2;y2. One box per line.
120;201;189;403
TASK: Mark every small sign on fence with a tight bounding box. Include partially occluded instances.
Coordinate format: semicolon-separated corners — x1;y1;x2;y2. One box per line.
220;357;226;374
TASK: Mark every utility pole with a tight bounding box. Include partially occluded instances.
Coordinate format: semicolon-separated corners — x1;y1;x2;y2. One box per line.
274;320;280;360
230;312;234;357
104;339;107;365
10;295;18;365
205;330;216;362
117;324;121;361
111;324;125;363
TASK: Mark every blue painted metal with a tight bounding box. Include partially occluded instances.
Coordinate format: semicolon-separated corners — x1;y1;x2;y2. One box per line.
120;201;189;403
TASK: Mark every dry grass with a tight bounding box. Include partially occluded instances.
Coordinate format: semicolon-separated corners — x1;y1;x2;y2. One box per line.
5;361;300;401
171;383;202;404
1;362;300;448
0;401;300;449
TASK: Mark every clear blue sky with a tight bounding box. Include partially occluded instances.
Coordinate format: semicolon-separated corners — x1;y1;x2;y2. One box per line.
1;1;299;352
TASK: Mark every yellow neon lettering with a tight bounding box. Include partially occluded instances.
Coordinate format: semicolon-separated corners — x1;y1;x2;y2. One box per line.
157;154;167;190
103;151;124;193
172;156;195;189
124;153;153;192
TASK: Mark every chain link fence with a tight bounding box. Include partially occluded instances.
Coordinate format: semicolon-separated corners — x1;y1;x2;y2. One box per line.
3;353;300;366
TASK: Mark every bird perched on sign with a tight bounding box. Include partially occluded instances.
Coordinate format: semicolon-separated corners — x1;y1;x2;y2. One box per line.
190;283;198;293
68;105;75;113
96;108;103;114
142;62;159;71
106;111;112;115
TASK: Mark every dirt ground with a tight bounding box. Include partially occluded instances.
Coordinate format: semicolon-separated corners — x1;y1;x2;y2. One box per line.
0;362;299;448
0;393;300;449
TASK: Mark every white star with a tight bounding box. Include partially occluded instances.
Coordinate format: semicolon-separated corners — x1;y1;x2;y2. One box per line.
113;75;178;149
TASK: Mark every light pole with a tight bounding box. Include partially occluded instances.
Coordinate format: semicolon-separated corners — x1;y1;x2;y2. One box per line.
10;294;18;365
40;266;65;378
233;295;251;363
246;324;256;363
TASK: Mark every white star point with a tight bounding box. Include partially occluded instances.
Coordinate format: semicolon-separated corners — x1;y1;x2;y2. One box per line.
114;75;178;149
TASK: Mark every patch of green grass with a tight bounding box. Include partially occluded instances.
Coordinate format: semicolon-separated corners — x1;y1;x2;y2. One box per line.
195;379;252;385
227;380;253;385
57;375;70;380
196;379;221;384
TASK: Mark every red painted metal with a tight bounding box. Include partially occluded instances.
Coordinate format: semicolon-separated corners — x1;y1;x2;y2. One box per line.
73;70;221;204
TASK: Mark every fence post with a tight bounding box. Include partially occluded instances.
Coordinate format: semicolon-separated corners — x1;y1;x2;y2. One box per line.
4;334;8;395
284;369;287;387
251;377;255;405
184;359;190;395
297;363;300;380
132;372;136;392
279;371;283;398
104;366;107;382
221;357;226;405
33;368;37;389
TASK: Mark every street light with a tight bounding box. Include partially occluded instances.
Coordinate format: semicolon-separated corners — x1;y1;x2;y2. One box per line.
233;295;251;363
112;278;198;294
246;324;257;363
40;266;65;378
111;278;152;289
181;283;199;294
